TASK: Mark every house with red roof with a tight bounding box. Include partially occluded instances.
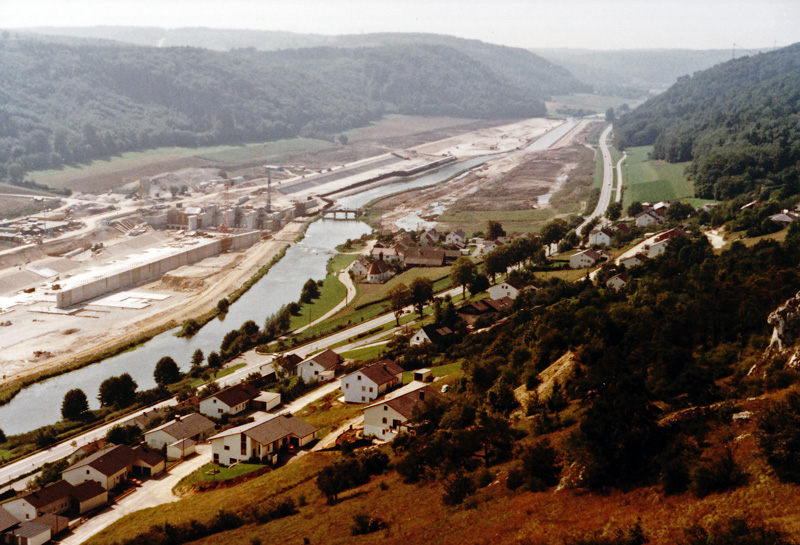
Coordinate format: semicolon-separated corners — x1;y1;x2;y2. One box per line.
298;349;343;383
199;382;261;418
363;382;440;441
340;359;405;403
209;414;317;466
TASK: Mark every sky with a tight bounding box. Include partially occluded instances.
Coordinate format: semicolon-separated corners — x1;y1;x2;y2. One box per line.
2;0;798;50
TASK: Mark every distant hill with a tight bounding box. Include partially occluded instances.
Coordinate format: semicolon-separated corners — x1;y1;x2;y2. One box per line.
613;42;800;199
19;27;590;97
0;34;563;180
531;48;739;97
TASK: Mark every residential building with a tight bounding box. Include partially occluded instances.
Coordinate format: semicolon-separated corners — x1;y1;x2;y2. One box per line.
644;227;689;258
297;349;343;383
365;258;394;283
619;252;649;269
143;412;216;459
210;414;317;466
410;324;454;346
588;226;614;246
8;521;50;545
487;277;534;300
634;209;664;227
349;259;370;280
769;211;798;226
445;229;467;247
363;382;440;441
570;249;604;269
199;382;261;418
419;229;440;246
457;297;514;327
3;481;75;521
606;272;629;292
62;444;164;490
340;360;404;403
275;353;303;376
402;247;445;267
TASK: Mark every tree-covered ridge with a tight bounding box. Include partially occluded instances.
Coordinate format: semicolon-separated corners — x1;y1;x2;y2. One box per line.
614;42;800;200
19;28;589;97
0;37;548;179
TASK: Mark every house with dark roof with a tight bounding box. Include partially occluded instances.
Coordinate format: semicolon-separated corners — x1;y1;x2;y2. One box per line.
570;249;606;269
69;481;108;515
457;297;514;327
209;414;318;466
32;513;69;537
643;227;689;257
199;382;261;418
129;407;169;430
3;478;107;522
634;209;665;227
410;324;454;346
0;506;20;534
365;257;394;284
487;277;534;300
445;229;467;247
363;382;440;441
619;252;649;269
8;521;50;545
402;247;446;267
62;444;165;490
606;272;630;292
275;353;303;376
143;412;216;459
298;349;343;383
340;360;405;403
419;228;440;246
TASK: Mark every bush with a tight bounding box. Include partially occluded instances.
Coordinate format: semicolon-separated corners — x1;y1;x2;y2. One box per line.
681;516;795;545
351;514;388;536
515;439;561;492
756;391;800;484
689;445;746;497
442;472;477;506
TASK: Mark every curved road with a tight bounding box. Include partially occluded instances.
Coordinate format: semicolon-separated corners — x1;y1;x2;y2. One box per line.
577;124;615;236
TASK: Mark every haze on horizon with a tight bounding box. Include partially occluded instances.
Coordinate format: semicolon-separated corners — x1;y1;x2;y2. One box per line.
4;0;798;51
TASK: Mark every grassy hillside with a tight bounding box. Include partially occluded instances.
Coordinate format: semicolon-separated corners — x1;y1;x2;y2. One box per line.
621;145;693;206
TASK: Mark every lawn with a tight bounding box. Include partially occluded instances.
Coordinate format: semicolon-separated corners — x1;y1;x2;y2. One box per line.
287;254;356;331
175;462;265;490
193;137;335;163
402;361;463;384
295;389;363;438
340;343;390;362
351;266;452;310
188;363;247;389
622;146;694;207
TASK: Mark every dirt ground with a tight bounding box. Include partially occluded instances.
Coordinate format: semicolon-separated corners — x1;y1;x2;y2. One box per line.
370;120;601;233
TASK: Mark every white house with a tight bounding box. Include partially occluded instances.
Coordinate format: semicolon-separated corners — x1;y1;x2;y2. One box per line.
62;445;164;490
199;382;261;418
487;277;534;301
297;349;343;383
634;209;664;228
619;252;648;269
643;227;689;258
349;259;370;280
341;360;404;403
365;258;394;284
209;414;317;466
410;324;454;346
143;412;216;459
363;382;439;441
8;521;51;545
570;249;603;269
3;481;74;522
445;229;467;247
475;241;500;256
419;228;440;246
588;226;614;246
606;273;629;292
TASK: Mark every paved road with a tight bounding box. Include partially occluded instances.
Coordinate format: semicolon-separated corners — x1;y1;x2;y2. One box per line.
577;124;615;236
615;151;626;203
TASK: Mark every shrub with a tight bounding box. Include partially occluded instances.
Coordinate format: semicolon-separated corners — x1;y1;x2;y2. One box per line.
351;514;388;536
689;445;746;497
681;516;795;545
442;472;477;506
756;391;800;484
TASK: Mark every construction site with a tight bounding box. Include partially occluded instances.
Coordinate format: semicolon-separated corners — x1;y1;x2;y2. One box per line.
0;116;571;385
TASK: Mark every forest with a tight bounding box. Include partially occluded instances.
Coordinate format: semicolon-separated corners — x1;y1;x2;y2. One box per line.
613;42;800;200
0;33;587;182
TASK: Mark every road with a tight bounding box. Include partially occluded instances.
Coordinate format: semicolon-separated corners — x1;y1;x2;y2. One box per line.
577;124;615;236
615;151;626;203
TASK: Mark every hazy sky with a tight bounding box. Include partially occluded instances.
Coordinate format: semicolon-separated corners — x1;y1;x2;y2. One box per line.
3;0;798;50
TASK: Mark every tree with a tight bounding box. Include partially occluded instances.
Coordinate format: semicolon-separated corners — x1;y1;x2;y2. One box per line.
338;134;348;145
0;428;6;443
627;201;644;217
487;220;506;241
468;273;490;295
756;391;800;484
154;356;182;387
540;218;569;246
483;250;507;282
605;107;615;124
300;278;320;303
450;257;477;300
409;278;433;318
606;201;623;221
666;201;695;222
191;349;204;368
387;283;411;326
207;351;222;369
106;424;142;446
61;388;89;420
98;373;138;409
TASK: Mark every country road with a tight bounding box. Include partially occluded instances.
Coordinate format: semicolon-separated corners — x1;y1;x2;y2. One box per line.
577;124;615;236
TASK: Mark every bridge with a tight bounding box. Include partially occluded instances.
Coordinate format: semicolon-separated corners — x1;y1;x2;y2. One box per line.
322;208;360;220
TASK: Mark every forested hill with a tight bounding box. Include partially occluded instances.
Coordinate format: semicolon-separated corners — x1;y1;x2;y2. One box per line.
613;42;800;200
19;27;589;98
0;37;555;180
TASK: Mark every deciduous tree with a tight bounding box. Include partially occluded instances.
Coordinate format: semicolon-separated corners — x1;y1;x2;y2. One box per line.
61;388;89;420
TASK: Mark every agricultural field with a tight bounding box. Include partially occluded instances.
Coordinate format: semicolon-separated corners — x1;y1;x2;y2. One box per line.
621;146;694;207
344;115;479;143
194;137;335;164
545;93;643;115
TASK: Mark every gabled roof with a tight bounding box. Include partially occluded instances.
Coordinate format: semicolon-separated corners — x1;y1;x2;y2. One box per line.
244;415;318;446
130;408;167;429
145;412;215;441
402;247;445;267
575;249;602;260
355;360;404;386
449;229;466;238
607;272;629;284
65;445;138;477
70;481;106;503
417;324;454;343
10;521;50;539
203;383;261;408
16;480;76;509
0;506;19;533
368;259;392;275
503;276;532;290
131;445;165;468
483;297;514;312
366;382;440;419
304;349;343;370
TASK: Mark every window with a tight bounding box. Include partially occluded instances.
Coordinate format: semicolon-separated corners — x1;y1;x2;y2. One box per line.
361;386;365;391
382;417;387;424
86;469;90;474
345;383;349;388
241;435;247;456
357;375;361;381
369;387;373;392
362;396;365;401
224;445;230;450
383;405;387;411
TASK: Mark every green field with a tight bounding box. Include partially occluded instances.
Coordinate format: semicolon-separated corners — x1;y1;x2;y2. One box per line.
176;462;264;490
402;362;463;384
621;146;694;207
339;343;390;362
194;137;335;163
288;254;356;331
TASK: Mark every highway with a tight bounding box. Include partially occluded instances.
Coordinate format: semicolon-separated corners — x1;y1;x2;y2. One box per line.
577;124;615;236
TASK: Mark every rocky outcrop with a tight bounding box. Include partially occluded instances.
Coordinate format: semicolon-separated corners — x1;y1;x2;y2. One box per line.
750;290;800;375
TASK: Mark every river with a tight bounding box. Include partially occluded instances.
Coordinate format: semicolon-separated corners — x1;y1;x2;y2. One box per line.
0;118;578;436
